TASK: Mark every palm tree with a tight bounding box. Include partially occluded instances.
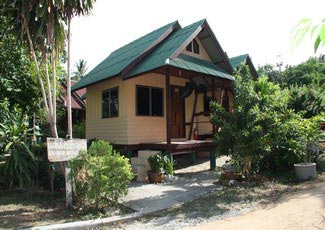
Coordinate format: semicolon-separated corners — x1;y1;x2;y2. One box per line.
72;59;89;81
5;0;66;138
62;0;95;139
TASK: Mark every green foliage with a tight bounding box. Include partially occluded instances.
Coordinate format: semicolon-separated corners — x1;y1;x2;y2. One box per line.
293;18;325;53
0;15;39;112
164;155;176;176
299;117;323;162
72;59;89;81
211;65;309;176
72;121;86;138
0;100;35;190
147;153;168;174
287;84;325;118
69;140;135;209
282;58;325;87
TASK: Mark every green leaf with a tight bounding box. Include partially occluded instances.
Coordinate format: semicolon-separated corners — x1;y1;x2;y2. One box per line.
4;142;13;152
314;36;321;53
319;23;325;43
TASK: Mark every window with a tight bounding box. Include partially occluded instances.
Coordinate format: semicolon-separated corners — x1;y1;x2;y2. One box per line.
193;39;199;54
102;87;119;118
185;39;200;54
136;86;163;116
186;43;192;52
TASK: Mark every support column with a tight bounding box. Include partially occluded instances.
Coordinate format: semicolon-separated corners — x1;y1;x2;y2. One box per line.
210;149;216;170
166;71;171;146
189;151;196;164
211;77;216;135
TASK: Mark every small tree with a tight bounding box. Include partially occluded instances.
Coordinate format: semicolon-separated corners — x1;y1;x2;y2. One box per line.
211;66;266;177
69;140;135;210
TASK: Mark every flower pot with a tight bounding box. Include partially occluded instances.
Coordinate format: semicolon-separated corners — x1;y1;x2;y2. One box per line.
294;163;317;180
165;174;175;182
147;171;162;183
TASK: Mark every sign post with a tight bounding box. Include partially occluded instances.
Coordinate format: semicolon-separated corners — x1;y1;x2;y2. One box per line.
47;138;87;208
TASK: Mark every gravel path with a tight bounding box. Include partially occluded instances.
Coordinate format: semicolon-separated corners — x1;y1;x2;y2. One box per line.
196;182;325;230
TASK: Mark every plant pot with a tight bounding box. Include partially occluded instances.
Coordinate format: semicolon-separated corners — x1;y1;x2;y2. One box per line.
147;171;162;183
294;162;317;180
165;174;175;182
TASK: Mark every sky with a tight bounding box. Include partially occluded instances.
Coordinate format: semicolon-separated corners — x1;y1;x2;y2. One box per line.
70;0;325;73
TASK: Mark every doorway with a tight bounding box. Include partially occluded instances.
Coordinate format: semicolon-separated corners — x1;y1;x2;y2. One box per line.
170;85;185;138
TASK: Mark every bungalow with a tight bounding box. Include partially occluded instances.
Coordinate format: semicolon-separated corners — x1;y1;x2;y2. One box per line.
72;19;245;169
229;54;258;79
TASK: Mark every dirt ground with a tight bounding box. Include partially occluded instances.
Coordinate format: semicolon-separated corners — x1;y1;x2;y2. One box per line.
196;181;325;230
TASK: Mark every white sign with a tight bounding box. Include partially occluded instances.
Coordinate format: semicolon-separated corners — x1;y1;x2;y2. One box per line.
47;138;87;162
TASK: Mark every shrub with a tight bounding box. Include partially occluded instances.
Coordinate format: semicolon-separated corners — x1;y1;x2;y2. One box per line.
287;84;325;118
211;66;310;176
0;100;36;190
72;121;85;138
69;140;135;209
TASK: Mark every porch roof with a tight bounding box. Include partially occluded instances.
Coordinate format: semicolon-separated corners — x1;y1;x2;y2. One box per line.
167;54;234;81
229;54;249;70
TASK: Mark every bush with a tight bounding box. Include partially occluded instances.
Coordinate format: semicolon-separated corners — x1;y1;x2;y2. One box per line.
287;84;325;118
211;66;309;176
69;140;135;209
0;100;36;190
72;121;85;139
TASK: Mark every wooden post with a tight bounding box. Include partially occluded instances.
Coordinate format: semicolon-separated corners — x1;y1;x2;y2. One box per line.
188;93;198;140
65;162;72;208
189;151;196;164
166;71;171;146
211;77;216;135
210;149;216;170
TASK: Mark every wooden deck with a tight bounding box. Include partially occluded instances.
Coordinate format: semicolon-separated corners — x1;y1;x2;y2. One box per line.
139;140;216;154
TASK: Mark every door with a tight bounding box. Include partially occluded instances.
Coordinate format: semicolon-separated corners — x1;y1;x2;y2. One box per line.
171;85;185;138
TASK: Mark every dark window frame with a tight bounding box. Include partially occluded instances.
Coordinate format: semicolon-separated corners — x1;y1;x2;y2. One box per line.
136;85;164;117
102;87;119;119
186;42;192;52
185;39;200;54
193;39;200;54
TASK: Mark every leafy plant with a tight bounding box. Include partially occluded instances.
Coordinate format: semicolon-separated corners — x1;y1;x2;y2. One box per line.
147;153;167;174
0;100;35;190
287;84;325;118
164;155;176;176
299;117;323;163
293;18;325;53
69;140;135;209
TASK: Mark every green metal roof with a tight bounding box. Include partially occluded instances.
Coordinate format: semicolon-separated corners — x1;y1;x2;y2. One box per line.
229;54;248;70
168;54;234;80
72;20;179;91
125;19;206;78
72;19;234;91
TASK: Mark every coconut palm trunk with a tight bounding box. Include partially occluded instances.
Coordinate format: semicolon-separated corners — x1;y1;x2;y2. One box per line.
67;18;73;139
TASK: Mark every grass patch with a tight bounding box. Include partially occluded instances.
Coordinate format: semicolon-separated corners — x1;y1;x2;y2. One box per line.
0;190;134;229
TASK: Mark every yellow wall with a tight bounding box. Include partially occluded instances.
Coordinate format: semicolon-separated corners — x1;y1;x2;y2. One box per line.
86;74;231;144
86;77;129;144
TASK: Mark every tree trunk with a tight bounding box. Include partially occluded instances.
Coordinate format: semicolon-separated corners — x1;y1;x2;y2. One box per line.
51;49;58;138
67;18;73;139
22;15;58;138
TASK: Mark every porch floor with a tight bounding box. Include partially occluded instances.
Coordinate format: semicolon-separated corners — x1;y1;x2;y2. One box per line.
139;140;215;154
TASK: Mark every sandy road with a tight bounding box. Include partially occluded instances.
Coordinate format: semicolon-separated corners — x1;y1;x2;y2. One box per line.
195;182;325;230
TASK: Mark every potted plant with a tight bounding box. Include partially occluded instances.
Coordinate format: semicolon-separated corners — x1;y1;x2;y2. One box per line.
294;117;322;180
147;153;165;183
